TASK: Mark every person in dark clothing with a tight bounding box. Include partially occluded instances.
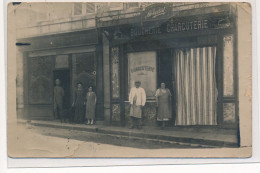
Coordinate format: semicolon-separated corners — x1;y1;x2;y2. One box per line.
54;79;64;122
72;82;85;124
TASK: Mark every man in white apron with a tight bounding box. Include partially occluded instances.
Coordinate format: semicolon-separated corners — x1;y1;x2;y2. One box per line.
129;81;146;129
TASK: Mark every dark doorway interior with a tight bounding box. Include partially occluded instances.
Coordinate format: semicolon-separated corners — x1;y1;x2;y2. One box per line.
53;69;71;111
158;50;173;91
158;49;176;125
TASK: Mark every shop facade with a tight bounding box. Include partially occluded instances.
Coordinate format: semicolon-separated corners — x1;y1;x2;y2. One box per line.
98;3;239;128
16;3;242;131
17;28;105;121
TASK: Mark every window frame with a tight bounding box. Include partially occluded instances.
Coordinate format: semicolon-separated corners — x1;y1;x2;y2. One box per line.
73;2;97;16
86;2;97;14
108;2;124;11
125;2;140;9
73;2;83;16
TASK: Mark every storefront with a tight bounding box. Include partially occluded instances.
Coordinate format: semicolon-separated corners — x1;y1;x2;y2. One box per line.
17;29;104;121
98;3;238;128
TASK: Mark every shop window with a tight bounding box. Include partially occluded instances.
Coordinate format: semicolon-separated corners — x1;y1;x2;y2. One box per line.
128;51;157;99
28;56;53;104
223;103;236;123
72;52;96;91
111;47;120;98
74;3;83;16
223;35;234;97
86;2;96;14
74;2;97;16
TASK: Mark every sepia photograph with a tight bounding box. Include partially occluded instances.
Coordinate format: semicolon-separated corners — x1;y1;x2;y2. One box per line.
7;1;252;158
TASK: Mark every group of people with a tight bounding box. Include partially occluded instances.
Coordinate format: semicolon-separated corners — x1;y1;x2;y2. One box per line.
54;79;96;125
128;81;172;129
54;79;173;128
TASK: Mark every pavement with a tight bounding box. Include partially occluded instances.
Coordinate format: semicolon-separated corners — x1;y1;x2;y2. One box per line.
19;119;239;148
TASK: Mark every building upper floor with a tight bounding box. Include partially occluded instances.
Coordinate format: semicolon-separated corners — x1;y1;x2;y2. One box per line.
12;2;235;39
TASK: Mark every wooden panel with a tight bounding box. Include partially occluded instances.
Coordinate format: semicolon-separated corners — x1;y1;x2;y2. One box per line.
27;105;54;120
223;103;236;124
111;104;121;122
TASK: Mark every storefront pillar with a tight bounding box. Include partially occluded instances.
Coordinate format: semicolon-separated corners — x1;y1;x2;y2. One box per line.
102;33;111;124
16;49;24;119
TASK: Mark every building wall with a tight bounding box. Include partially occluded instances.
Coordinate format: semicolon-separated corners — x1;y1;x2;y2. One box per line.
13;3;73;27
237;3;252;148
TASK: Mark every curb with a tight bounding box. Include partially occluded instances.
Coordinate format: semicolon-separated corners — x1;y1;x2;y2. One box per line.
28;121;238;148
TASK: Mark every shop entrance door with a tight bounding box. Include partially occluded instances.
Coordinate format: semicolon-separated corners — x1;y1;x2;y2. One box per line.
53;69;71;117
158;50;175;124
159;50;173;92
173;47;218;126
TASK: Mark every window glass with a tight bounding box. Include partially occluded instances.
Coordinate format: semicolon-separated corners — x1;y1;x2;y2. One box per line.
55;55;69;69
128;51;157;99
74;3;82;15
86;2;95;14
28;56;53;104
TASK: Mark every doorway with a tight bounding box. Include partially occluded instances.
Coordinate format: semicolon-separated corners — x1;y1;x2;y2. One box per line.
158;49;175;125
53;69;71;112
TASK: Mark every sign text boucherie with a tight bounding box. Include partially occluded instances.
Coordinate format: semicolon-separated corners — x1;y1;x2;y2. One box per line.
130;14;232;38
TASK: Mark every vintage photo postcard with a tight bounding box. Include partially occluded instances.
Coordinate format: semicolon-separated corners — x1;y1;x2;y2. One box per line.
7;1;252;158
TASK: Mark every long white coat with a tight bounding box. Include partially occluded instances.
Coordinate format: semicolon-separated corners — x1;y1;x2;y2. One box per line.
129;87;146;106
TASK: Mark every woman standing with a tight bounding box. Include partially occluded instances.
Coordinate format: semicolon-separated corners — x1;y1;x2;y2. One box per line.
72;83;85;124
155;82;172;128
85;86;97;125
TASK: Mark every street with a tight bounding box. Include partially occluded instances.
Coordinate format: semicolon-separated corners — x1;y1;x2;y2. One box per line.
8;122;204;158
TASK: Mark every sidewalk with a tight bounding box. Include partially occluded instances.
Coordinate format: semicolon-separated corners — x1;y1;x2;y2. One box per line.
21;120;239;148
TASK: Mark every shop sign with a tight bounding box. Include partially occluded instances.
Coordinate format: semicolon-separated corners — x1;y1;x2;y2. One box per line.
143;3;172;20
166;19;209;32
130;14;232;38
